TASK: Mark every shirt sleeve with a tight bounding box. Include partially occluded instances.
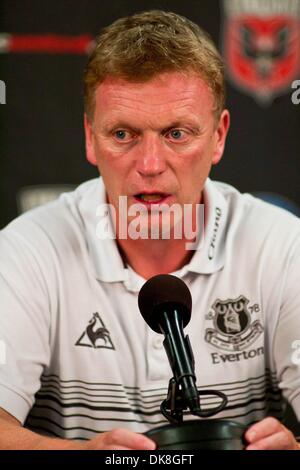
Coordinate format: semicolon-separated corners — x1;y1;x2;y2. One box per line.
273;235;300;421
0;223;51;424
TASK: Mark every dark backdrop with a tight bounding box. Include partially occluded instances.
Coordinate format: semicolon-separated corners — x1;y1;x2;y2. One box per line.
0;0;299;228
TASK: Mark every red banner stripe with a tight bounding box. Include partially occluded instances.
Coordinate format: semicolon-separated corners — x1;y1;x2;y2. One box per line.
1;34;93;54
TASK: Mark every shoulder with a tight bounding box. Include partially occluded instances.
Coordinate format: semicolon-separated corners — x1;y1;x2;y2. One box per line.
0;178;101;261
212;180;300;257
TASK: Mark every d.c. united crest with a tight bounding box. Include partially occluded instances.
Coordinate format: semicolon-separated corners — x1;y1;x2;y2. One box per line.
205;296;263;352
222;0;300;105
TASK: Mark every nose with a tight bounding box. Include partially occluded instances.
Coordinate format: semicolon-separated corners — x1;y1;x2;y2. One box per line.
135;133;167;177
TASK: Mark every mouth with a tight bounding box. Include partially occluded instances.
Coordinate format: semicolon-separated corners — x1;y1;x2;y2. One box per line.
133;192;172;205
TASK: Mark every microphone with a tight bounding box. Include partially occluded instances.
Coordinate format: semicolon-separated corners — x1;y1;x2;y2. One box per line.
138;274;200;413
139;275;245;450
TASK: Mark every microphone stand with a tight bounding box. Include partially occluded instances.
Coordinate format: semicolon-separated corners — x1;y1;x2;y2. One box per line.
146;339;246;450
146;376;246;449
160;377;228;425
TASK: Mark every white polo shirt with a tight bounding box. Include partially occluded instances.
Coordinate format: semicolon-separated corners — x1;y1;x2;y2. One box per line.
1;177;300;441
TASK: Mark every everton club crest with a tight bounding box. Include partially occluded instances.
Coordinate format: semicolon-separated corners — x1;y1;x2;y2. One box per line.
222;0;300;105
205;296;263;352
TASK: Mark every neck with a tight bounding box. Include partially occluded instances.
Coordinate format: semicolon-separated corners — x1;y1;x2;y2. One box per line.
107;193;205;280
117;237;195;280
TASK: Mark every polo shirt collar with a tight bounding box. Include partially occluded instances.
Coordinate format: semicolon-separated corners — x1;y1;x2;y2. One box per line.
187;177;228;275
79;177;127;283
81;177;228;284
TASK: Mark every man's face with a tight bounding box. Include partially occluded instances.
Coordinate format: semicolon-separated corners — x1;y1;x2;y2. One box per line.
85;71;229;235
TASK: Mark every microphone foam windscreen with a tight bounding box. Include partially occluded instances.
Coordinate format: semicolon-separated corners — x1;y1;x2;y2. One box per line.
138;274;192;333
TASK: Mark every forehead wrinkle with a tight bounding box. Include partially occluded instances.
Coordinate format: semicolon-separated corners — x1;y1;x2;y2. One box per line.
102;95;202;121
106;92;194;106
95;75;215;131
97;81;201;103
96;71;214;109
101;100;202;124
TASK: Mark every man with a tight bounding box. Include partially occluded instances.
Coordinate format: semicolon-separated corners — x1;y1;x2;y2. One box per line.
0;10;300;450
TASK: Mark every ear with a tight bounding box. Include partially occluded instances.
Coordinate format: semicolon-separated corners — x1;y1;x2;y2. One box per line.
84;114;97;166
212;110;230;165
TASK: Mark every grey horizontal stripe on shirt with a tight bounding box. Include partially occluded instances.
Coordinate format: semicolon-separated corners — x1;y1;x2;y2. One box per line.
35;386;282;410
39;381;168;398
36;389;166;408
38;379;280;398
40;370;279;392
28;402;283;424
33;392;283;416
41;378;166;393
37;378;281;403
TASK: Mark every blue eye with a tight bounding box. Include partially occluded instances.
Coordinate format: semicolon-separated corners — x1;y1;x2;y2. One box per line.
170;130;183;139
167;129;188;141
115;130;127;140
